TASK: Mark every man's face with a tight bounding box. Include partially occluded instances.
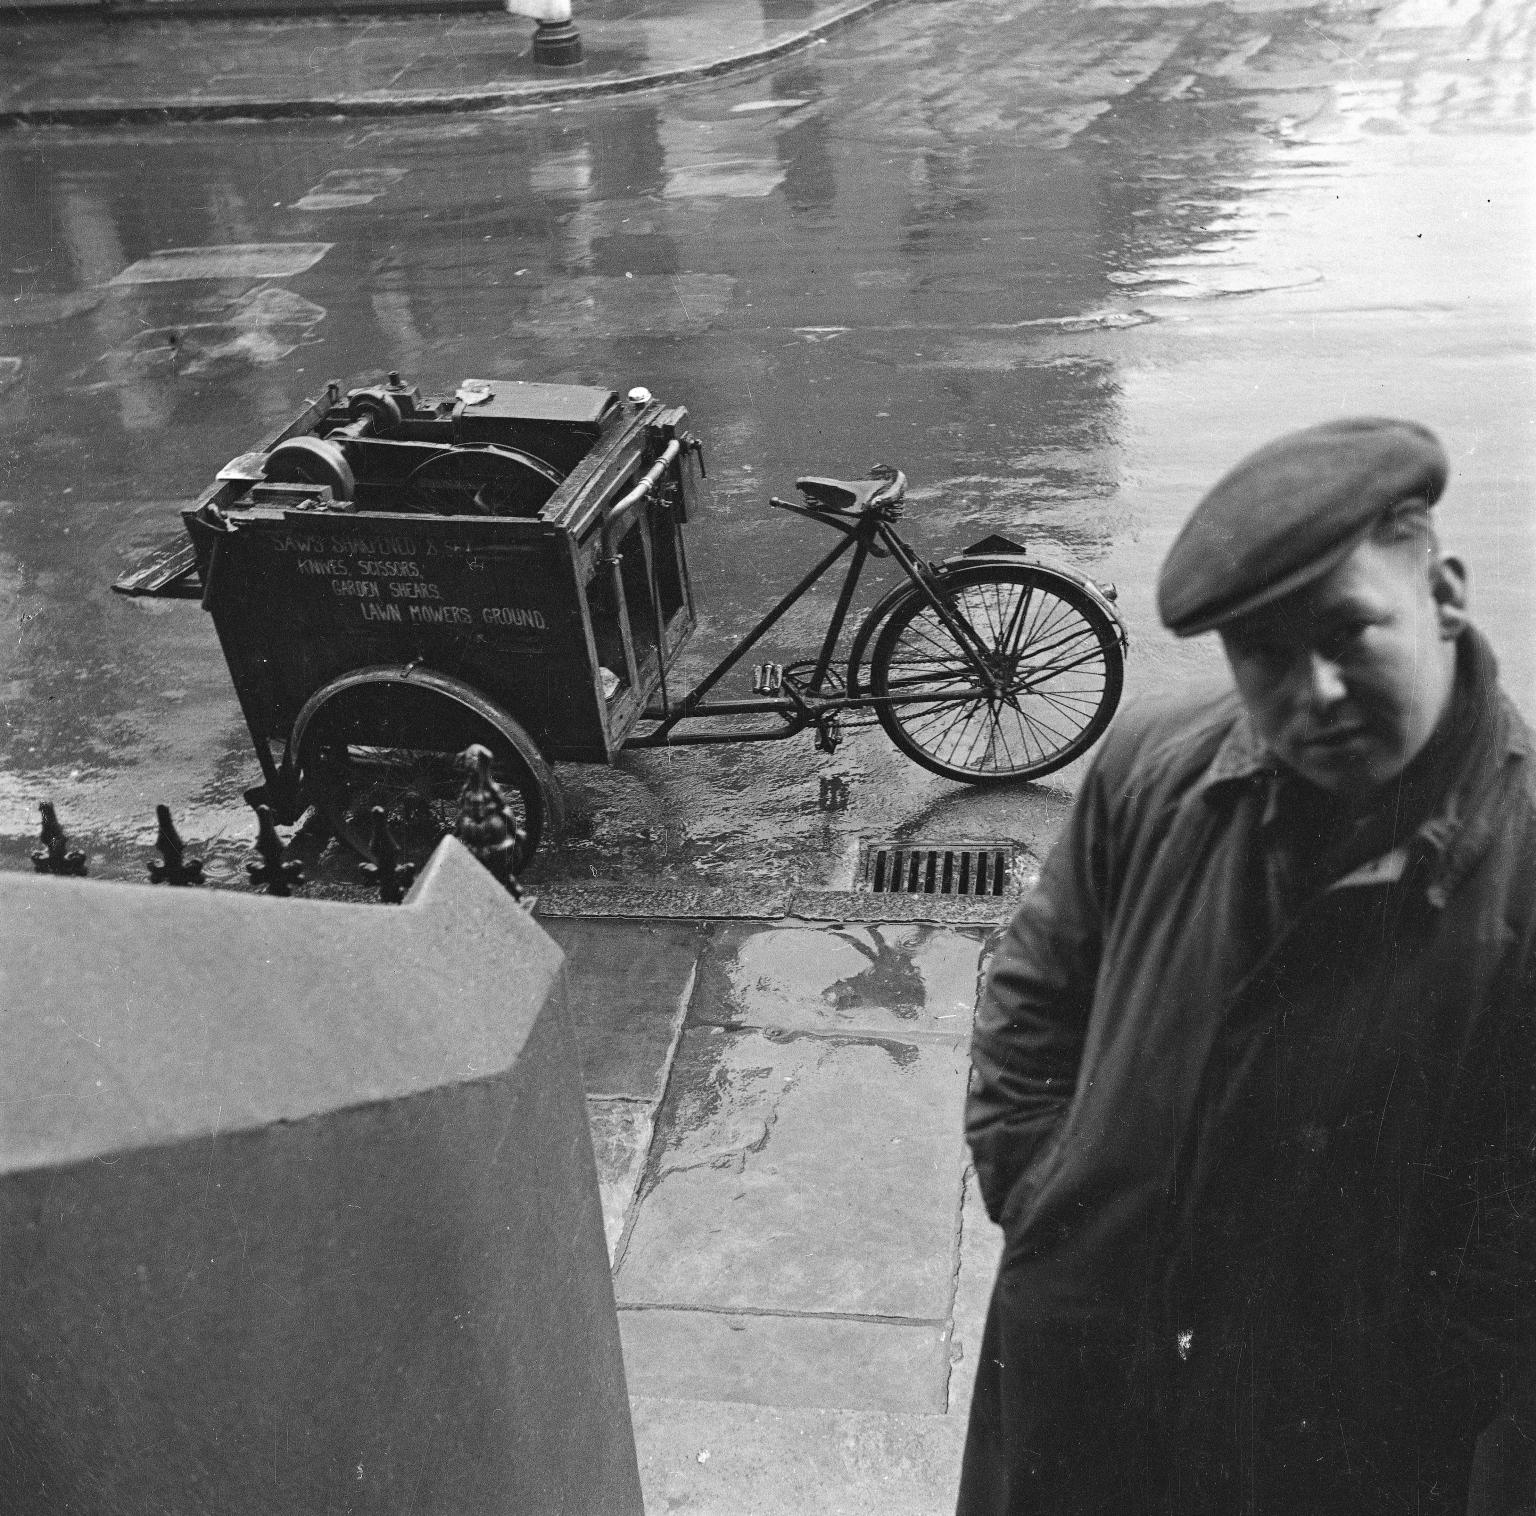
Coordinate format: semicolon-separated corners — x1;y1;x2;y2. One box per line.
1219;535;1465;796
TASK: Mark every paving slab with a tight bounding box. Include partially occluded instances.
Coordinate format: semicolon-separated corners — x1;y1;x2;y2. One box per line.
618;1307;950;1413
615;1025;968;1318
629;1395;966;1516
543;917;703;1098
949;1166;1004;1422
587;1096;655;1260
693;921;986;1039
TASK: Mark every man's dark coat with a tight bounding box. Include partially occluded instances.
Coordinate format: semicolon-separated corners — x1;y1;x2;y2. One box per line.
960;631;1536;1516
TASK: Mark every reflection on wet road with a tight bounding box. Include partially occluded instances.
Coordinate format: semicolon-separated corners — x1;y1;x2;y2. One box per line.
1;0;1530;887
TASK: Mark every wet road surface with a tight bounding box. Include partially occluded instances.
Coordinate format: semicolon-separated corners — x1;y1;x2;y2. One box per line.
1;0;1531;890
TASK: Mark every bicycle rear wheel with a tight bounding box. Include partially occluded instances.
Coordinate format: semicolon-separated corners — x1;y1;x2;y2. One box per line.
868;563;1123;782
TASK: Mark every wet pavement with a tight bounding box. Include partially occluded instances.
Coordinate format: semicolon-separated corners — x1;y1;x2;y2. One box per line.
1;0;897;124
545;907;1001;1513
1;0;1531;899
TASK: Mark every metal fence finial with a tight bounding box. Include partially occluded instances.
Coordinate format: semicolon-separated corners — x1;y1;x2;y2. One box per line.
455;744;527;901
246;804;305;896
32;801;87;876
360;806;416;904
148;805;204;886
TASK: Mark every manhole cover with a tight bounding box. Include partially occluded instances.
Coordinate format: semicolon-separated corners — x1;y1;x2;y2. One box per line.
857;840;1018;897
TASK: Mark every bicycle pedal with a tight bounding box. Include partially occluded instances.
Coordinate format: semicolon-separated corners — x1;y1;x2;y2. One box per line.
814;714;844;755
753;662;785;694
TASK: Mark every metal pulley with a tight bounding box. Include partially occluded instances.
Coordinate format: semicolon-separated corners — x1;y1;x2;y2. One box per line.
261;386;404;503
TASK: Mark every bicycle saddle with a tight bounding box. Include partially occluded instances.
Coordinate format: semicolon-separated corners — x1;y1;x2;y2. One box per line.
795;466;905;513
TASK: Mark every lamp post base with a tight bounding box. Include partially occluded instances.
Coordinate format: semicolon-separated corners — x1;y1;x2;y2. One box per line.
532;18;583;65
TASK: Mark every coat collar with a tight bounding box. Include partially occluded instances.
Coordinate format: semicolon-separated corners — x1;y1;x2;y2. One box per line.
1199;708;1274;795
1195;627;1530;904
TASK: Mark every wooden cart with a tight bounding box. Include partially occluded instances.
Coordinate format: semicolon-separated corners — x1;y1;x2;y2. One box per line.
115;372;708;865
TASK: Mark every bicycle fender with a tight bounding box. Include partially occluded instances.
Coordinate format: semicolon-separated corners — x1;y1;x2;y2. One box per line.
945;549;1130;652
847;551;1131;697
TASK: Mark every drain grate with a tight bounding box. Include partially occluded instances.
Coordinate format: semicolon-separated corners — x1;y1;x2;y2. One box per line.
857;840;1018;897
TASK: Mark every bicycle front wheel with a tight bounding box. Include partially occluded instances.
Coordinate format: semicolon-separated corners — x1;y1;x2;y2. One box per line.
868;564;1123;783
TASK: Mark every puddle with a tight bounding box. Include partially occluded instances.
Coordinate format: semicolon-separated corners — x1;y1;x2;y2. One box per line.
697;923;984;1036
291;167;406;210
289;193;381;211
977;309;1156;332
108;243;333;285
530;145;592;196
730;98;812;112
68;286;326;389
529;272;735;343
0;290;105;328
663;159;786;199
1129;266;1324;299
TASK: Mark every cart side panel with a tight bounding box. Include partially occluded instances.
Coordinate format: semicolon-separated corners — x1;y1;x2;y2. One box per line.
201;513;618;762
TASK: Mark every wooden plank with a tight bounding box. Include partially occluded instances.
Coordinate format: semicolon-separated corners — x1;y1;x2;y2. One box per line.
111;533;201;597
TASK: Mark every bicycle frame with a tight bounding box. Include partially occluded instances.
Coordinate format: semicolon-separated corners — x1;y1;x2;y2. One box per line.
623;500;1000;750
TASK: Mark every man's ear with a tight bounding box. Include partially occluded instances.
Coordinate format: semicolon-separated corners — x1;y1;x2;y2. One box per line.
1431;554;1468;638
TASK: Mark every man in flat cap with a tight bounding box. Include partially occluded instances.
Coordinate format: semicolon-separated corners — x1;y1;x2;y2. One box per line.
957;419;1534;1515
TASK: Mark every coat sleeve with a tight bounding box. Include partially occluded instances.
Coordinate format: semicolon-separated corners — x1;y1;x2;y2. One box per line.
1463;849;1536;1516
965;739;1119;1225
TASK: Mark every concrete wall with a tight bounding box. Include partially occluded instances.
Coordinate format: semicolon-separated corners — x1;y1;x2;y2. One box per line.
0;841;641;1515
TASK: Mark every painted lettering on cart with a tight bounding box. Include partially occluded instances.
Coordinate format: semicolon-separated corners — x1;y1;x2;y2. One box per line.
274;533;428;557
354;600;474;626
482;607;547;630
261;533;544;627
358;560;422;579
406;604;473;626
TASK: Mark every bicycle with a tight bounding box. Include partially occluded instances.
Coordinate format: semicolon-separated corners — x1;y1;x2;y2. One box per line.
621;463;1128;786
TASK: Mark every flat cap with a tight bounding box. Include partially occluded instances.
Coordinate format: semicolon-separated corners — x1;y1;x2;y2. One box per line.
1157;418;1448;637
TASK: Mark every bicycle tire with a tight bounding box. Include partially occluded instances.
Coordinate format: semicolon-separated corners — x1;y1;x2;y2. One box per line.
868;563;1123;783
293;673;561;871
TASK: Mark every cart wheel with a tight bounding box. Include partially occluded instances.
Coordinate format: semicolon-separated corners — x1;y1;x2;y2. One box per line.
264;436;356;502
867;563;1123;783
291;668;563;872
405;445;564;517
